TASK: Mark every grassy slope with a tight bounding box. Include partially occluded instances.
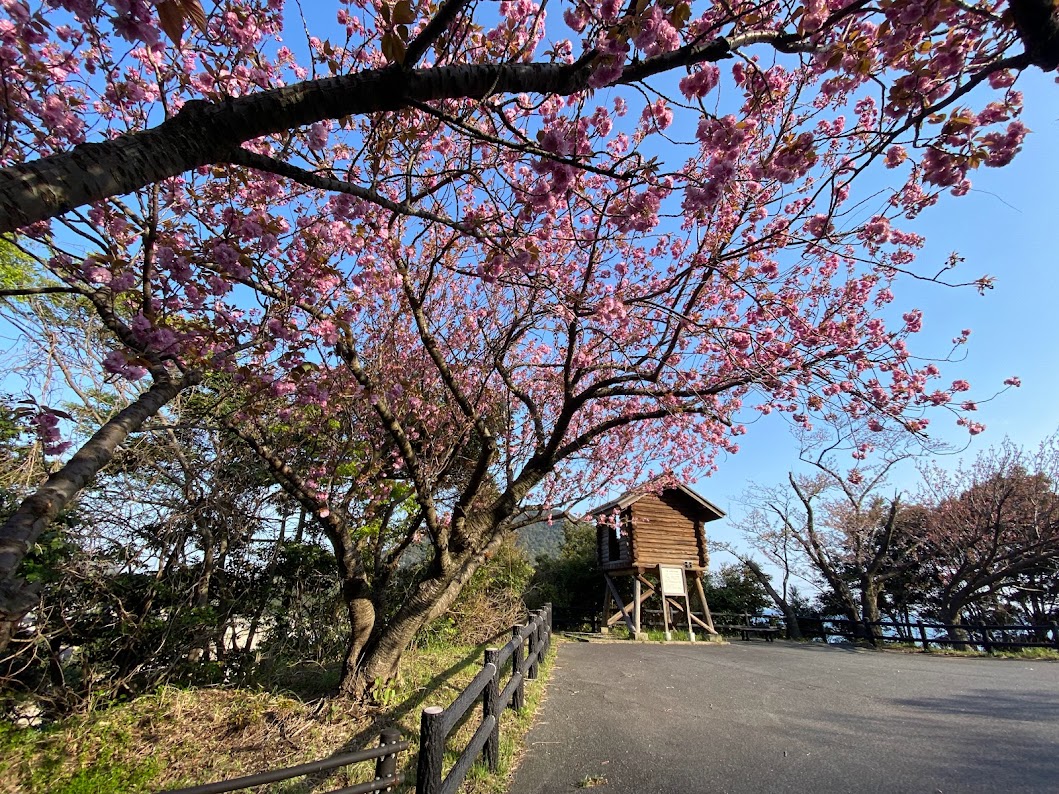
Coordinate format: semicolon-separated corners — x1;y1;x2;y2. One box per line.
0;639;559;794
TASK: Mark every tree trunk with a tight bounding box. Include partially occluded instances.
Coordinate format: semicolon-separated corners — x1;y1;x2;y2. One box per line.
938;605;970;649
860;579;882;645
743;559;802;640
187;527;216;663
0;373;194;651
342;571;467;698
338;530;506;699
339;582;377;693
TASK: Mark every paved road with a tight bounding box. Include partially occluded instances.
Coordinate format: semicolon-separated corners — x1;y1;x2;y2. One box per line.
509;640;1059;793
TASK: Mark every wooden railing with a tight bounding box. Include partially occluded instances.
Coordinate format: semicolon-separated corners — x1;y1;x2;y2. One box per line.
711;612;1059;652
164;604;554;794
416;604;552;794
165;728;408;794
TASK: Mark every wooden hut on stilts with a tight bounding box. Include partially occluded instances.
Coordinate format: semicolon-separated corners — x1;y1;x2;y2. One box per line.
592;482;724;641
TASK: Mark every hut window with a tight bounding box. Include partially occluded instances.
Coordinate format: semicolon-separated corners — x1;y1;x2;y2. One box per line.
608;526;621;561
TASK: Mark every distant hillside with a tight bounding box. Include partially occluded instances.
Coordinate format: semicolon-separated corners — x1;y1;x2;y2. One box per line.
400;515;589;568
514;515;596;562
514;519;566;561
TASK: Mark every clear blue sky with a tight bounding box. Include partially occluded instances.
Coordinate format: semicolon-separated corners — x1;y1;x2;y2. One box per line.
702;69;1059;553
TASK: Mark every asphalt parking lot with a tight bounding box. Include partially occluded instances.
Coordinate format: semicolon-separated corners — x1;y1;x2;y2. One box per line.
509;639;1059;793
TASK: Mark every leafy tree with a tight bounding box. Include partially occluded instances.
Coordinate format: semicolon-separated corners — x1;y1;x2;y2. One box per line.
737;432;928;641
0;0;1053;694
701;563;771;616
914;437;1059;636
528;519;600;625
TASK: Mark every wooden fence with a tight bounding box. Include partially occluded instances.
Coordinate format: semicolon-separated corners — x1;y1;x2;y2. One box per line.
165;728;408;794
416;604;552;794
711;611;1059;652
163;604;553;794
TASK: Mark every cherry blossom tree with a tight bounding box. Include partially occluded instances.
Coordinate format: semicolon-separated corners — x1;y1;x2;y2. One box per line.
0;0;1054;690
914;436;1059;637
736;433;924;641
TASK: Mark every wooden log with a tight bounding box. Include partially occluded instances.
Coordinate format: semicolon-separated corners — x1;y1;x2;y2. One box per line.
417;706;445;794
633;577;641;637
692;575;718;634
603;573;636;634
527;616;539;679
510;625;525;711
607;584;656;626
374;728;402;794
483;648;500;773
600;582;613;633
687;612;711;631
660;577;672;641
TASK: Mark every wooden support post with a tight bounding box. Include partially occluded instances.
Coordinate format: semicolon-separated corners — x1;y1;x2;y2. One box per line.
603;573;636;635
633;577;642;638
917;620;929;651
417;706;445;794
510;624;525;711
484;648;500;773
693;574;717;634
687;613;711;631
600;582;612;634
684;593;695;642
374;728;402;793
661;590;672;642
1051;623;1059;652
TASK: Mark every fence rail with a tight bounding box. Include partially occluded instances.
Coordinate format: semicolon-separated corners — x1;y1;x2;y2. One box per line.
417;604;552;794
710;612;1059;652
164;604;554;794
165;729;408;794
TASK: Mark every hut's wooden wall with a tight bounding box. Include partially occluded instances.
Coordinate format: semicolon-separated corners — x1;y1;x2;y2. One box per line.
629;491;707;569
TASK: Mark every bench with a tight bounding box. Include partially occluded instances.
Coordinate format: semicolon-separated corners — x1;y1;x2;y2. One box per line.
716;624;782;642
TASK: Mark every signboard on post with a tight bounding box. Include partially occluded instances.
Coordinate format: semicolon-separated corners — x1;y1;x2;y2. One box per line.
658;565;688;597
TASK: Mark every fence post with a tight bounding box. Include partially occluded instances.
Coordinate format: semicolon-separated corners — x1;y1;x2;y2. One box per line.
981;625;992;654
528;614;540;680
511;624;525;711
374;728;402;793
417;706;445;794
544;603;552;654
1051;623;1059;652
538;609;547;661
483;648;501;773
917;621;929;651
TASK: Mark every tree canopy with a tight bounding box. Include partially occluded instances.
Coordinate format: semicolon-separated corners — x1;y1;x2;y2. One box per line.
0;0;1055;691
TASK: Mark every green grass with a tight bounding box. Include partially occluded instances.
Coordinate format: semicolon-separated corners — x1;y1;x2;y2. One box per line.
576;773;609;788
604;625;708;642
0;637;561;794
459;643;557;794
880;641;1059;661
925;645;1059;661
0;715;161;794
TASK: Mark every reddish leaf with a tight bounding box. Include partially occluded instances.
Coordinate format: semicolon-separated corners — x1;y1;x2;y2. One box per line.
381;31;406;65
156;0;185;44
393;0;416;25
178;0;209;35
